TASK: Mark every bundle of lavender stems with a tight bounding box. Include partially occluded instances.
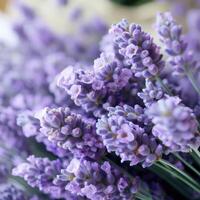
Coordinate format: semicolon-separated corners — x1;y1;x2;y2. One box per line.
1;0;200;199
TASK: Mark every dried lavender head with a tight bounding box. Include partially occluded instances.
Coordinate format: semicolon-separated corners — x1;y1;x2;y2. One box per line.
36;107;105;159
147;96;200;152
109;19;164;78
96;105;163;167
56;158;140;200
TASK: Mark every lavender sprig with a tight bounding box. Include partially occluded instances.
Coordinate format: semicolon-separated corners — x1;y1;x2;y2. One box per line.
96;105;163;167
156;12;200;96
109;19;165;78
147;96;200;152
36;107;105;159
55;158;140;200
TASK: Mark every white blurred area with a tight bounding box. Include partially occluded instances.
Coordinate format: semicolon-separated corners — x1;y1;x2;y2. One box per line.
0;13;18;46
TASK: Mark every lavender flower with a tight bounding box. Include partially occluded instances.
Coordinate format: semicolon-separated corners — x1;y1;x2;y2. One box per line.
138;79;164;107
57;66;106;116
109;19;164;78
57;57;138;116
12;156;70;199
36;107;105;159
96;105;163;167
147;96;200;152
0;185;27;200
187;9;200;59
0;107;28;151
56;158;140;200
17;111;71;158
156;12;198;76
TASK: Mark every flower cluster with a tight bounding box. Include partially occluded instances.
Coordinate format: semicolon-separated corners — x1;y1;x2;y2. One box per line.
12;156;71;199
0;185;27;200
110;19;164;78
147;96;200;152
156;12;198;76
97;105;163;167
55;158;140;200
1;0;200;199
36;107;105;159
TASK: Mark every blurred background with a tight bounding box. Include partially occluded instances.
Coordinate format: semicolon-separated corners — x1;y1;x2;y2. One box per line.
0;0;168;37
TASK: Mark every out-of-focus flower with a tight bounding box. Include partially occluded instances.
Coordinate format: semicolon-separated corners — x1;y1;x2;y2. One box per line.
156;12;198;76
147;96;200;152
0;185;27;200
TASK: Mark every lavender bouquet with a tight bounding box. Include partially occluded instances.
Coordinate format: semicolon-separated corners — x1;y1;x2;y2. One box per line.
1;1;200;200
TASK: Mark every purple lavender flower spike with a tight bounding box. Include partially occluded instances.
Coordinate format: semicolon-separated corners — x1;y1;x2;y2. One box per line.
156;12;199;76
109;19;164;78
36;107;105;159
55;158;140;200
147;96;200;152
57;66;105;116
17;111;71;158
0;185;27;200
0;107;28;151
56;66;108;116
57;58;135;116
138;79;164;107
96;105;163;167
12;156;71;199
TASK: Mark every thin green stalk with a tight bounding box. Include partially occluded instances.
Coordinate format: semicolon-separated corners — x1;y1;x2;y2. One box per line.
173;153;200;177
190;148;200;167
158;159;200;192
135;193;152;200
150;163;193;199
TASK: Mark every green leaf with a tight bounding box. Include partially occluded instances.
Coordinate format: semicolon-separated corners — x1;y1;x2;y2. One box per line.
158;159;200;192
150;162;197;199
190;148;200;167
174;153;200;177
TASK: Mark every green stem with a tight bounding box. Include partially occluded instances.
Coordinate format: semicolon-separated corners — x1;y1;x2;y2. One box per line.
173;153;200;177
158;159;200;193
150;163;193;199
190;148;200;167
135;193;152;200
